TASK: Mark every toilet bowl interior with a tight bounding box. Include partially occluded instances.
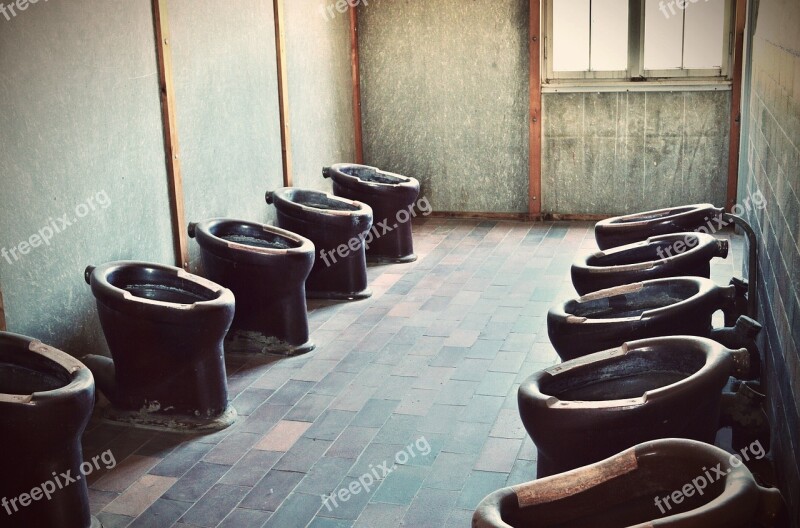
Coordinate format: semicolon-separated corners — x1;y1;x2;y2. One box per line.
540;348;705;401
567;281;701;320
290;190;361;212
210;223;302;250
340;166;406;185
0;348;71;395
610;205;698;225
504;456;726;527
107;267;220;305
586;237;701;267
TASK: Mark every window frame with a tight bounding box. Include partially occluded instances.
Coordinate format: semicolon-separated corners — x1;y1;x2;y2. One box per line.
543;0;734;84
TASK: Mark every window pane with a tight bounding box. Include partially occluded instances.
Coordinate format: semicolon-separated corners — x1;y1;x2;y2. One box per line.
683;0;726;68
643;0;683;70
553;0;590;71
591;0;629;71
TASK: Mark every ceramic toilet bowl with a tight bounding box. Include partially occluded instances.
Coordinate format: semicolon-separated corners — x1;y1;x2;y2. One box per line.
518;336;750;476
83;261;236;432
0;331;99;528
266;187;373;300
548;277;737;360
189;218;315;356
324;163;420;262
571;233;729;295
473;438;784;528
595;204;724;250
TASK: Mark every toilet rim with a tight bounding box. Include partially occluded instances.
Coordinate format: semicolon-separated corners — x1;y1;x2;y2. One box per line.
520;336;748;410
576;232;728;273
597;203;723;228
324;163;419;189
506;438;762;511
85;261;234;312
0;331;94;405
553;277;729;324
267;187;373;219
188;218;315;258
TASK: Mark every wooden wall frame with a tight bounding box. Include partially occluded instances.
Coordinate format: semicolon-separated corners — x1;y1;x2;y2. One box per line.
152;0;189;269
0;287;6;332
273;0;293;186
529;0;543;217
726;0;747;212
350;5;364;164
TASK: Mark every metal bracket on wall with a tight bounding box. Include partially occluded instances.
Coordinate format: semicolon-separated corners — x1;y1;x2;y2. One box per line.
273;0;293;187
529;0;543;217
726;0;747;213
350;5;364;164
152;0;190;269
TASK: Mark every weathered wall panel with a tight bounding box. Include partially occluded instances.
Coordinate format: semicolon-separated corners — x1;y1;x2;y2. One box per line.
358;0;531;213
739;0;800;521
283;0;356;192
168;0;285;269
0;0;174;355
542;91;731;215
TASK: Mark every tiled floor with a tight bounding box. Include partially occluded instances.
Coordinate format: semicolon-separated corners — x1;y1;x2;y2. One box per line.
82;218;744;528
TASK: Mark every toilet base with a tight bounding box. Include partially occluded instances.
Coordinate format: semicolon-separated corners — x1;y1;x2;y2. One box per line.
225;330;315;357
99;403;238;434
367;253;417;264
307;287;372;301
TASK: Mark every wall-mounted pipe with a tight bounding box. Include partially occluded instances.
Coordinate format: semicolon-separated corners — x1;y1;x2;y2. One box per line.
723;212;758;318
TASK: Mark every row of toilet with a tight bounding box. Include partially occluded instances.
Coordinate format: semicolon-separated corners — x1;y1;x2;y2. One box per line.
0;164;420;528
473;204;787;527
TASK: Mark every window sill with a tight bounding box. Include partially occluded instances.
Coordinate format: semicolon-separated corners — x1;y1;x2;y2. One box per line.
541;80;733;93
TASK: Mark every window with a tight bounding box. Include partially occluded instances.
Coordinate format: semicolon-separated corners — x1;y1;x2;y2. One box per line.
544;0;733;83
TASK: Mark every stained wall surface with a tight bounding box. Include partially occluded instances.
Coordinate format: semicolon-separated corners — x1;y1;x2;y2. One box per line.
358;0;531;213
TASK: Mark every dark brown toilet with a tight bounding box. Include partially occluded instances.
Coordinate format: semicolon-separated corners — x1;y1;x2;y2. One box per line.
83;261;237;432
473;438;784;528
594;203;724;250
1;332;100;528
518;336;749;476
571;233;729;295
548;277;739;360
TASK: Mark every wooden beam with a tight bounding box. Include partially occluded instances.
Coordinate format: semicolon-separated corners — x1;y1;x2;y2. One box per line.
0;287;6;332
273;0;293;186
726;0;747;212
152;0;189;269
529;0;543;217
350;5;364;164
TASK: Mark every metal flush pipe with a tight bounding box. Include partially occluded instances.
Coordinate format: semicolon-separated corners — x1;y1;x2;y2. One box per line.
722;212;758;319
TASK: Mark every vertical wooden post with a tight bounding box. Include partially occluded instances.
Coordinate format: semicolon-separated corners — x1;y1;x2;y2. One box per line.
350;5;364;164
529;0;543;218
273;0;293;186
0;287;6;332
152;0;189;269
726;0;747;212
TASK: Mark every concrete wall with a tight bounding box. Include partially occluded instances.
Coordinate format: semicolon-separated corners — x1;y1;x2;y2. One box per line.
358;0;531;213
0;0;174;356
542;91;731;216
739;0;800;522
283;0;356;192
0;0;355;356
167;0;284;269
